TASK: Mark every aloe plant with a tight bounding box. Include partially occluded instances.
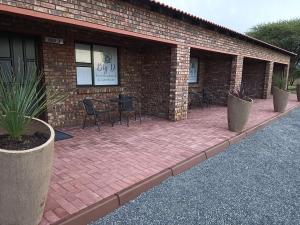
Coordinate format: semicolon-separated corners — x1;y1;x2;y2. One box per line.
273;74;286;90
0;65;68;140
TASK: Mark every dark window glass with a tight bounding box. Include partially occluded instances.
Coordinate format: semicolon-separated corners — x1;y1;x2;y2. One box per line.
0;60;13;83
25;39;36;59
0;36;10;57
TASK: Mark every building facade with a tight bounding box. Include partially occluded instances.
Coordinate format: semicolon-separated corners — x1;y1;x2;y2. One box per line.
0;0;295;127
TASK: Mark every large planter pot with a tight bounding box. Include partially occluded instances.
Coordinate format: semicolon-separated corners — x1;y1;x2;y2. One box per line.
227;93;253;132
273;86;289;113
297;84;300;102
0;118;55;225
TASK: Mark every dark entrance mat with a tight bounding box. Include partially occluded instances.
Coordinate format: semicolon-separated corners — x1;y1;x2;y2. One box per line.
55;130;73;142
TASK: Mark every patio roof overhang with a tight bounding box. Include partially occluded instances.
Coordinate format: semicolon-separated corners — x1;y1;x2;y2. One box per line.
0;4;177;46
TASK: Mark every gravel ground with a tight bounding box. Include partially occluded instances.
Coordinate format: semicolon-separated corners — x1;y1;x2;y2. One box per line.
91;108;300;225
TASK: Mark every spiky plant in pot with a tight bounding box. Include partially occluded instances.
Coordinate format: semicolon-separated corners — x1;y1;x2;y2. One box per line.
272;73;289;113
0;65;68;149
227;82;253;132
0;65;69;225
273;74;287;90
229;82;252;102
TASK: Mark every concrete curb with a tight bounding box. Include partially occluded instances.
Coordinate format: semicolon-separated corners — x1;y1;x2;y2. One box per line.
54;104;300;225
205;141;230;159
170;152;207;176
117;169;172;205
229;133;247;145
53;195;119;225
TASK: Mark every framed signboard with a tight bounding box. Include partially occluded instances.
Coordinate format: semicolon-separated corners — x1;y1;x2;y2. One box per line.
189;57;198;83
93;45;118;86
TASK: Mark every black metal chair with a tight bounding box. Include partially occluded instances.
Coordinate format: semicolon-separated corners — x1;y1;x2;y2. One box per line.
189;91;203;108
202;87;216;107
119;95;142;126
82;98;114;131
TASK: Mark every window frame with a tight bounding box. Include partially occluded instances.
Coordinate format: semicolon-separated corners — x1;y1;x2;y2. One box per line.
75;42;120;87
188;57;199;84
75;43;93;86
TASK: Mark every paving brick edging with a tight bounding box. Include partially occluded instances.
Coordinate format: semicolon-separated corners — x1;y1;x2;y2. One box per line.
53;104;299;225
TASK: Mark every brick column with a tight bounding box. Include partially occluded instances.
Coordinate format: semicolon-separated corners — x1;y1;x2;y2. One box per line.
283;64;290;89
263;61;274;99
169;45;190;121
230;55;244;91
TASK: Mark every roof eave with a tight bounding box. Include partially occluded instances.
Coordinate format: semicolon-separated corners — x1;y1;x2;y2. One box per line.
145;0;297;56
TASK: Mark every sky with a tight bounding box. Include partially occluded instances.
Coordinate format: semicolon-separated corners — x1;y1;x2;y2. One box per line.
157;0;300;33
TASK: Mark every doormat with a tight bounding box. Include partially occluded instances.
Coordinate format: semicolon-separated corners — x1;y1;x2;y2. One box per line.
55;130;73;142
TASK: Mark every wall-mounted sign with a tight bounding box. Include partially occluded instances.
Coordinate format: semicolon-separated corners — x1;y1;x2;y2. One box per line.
44;37;64;45
93;45;118;85
189;57;198;83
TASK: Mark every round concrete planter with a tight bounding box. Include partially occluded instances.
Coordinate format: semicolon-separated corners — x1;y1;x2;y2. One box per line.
273;86;289;113
296;85;300;102
0;118;55;225
227;93;253;132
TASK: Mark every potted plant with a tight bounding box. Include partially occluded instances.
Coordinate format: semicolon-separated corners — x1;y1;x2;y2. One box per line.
273;75;289;112
227;84;253;132
0;67;68;225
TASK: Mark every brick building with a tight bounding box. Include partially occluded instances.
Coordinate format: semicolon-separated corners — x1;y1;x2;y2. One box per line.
0;0;295;127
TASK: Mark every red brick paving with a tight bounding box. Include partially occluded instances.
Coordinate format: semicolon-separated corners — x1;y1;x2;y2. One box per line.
41;95;299;225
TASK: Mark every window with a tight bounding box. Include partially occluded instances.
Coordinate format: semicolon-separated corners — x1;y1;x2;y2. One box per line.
75;43;119;86
0;35;38;82
75;43;92;85
76;66;92;85
93;45;118;86
189;57;199;84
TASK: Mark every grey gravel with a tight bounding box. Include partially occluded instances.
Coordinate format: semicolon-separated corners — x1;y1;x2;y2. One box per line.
91;108;300;225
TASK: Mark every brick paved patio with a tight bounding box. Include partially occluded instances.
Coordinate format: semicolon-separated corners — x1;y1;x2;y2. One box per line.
40;95;299;225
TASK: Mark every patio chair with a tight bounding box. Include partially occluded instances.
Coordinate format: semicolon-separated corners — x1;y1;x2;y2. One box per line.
119;95;142;126
82;98;114;132
189;91;203;108
202;87;216;107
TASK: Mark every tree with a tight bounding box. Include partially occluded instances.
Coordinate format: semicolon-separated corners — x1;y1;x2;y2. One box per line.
247;18;300;86
289;65;300;86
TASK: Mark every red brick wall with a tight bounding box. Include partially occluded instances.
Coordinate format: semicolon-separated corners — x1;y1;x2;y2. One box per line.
230;56;244;91
189;57;232;105
242;58;267;99
0;14;172;127
0;0;291;64
188;50;232;106
0;0;292;124
141;45;171;117
169;45;190;121
44;36;143;127
263;62;274;99
203;55;233;105
42;30;146;126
